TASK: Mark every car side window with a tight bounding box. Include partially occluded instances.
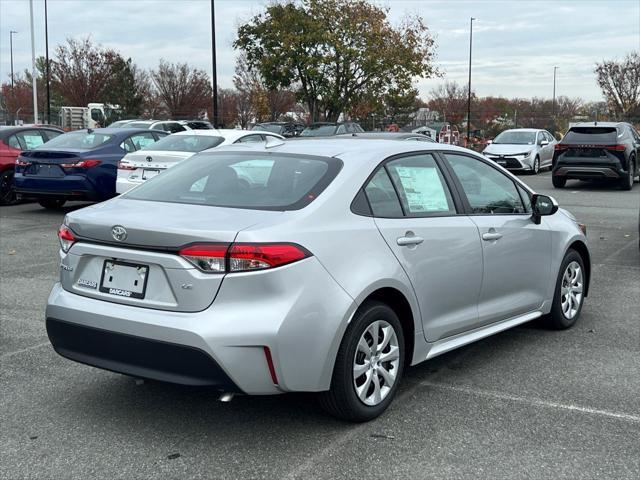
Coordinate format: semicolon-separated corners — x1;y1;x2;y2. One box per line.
128;132;157;151
235;134;264;143
42;130;62;141
516;184;533;213
444;153;526;214
336;125;347;135
385;154;456;216
7;134;21;149
16;130;46;149
168;123;186;133
364;168;403;217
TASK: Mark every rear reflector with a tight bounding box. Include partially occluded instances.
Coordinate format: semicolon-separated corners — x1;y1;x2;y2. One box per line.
179;242;310;273
263;346;279;385
58;225;76;253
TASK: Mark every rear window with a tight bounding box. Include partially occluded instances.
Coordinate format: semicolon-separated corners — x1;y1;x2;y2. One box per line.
300;125;337;137
563;127;618;143
143;134;224;152
35;131;113;150
186;121;213;130
125;152;342;210
253;124;283;134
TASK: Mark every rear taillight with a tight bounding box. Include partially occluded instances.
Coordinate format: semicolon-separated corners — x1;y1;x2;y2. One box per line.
117;161;136;170
58;225;76;253
16;158;31;166
604;144;626;152
61;159;101;168
179;243;311;273
554;144;569;151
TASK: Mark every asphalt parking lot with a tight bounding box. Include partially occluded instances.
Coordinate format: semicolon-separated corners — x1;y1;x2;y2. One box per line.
1;172;639;480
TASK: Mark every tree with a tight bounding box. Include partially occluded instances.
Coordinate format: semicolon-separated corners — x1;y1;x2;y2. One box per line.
103;58;149;117
150;60;212;118
595;52;640;119
235;0;438;122
428;81;471;127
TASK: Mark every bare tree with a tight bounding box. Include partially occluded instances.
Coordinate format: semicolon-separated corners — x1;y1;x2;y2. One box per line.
428;81;471;126
595;52;640;119
151;60;212;118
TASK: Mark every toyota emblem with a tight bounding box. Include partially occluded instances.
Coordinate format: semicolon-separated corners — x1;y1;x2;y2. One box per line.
111;225;128;242
146;156;153;162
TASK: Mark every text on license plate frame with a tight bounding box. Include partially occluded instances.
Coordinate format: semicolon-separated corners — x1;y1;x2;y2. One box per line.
99;260;149;299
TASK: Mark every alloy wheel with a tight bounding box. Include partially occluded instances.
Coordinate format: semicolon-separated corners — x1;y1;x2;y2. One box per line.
560;261;583;320
352;320;400;406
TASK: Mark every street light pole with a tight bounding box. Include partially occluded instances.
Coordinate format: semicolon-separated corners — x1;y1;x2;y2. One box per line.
10;30;17;90
466;17;475;146
29;0;38;124
210;0;219;128
552;66;558;117
45;0;51;124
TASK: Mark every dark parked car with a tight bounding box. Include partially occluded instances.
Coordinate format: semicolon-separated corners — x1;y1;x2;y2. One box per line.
0;125;64;205
299;121;364;137
252;122;304;137
552;122;639;190
13;128;167;209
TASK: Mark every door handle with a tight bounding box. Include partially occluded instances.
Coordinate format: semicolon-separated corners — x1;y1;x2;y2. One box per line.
397;235;424;246
482;231;503;241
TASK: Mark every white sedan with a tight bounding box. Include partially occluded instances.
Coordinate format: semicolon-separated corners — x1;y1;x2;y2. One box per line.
116;129;284;194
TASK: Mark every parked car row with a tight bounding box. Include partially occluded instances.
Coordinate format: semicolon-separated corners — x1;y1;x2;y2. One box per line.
481;123;639;190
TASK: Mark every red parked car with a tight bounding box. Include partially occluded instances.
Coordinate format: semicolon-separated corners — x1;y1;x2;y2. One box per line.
0;126;64;205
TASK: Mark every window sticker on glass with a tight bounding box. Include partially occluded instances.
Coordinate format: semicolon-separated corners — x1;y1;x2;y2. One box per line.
393;166;451;213
22;134;44;149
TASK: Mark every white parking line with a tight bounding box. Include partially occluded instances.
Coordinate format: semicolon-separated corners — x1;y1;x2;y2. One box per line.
420;381;640;424
1;341;51;359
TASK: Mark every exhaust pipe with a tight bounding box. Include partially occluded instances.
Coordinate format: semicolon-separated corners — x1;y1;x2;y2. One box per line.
219;392;234;402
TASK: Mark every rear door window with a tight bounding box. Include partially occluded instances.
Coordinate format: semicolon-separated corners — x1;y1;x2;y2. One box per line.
125;153;342;210
235;134;264;143
386;154;456;216
364;169;403;217
7;135;21;149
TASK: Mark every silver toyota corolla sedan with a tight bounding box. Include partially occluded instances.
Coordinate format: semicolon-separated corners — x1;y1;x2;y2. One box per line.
47;139;590;422
483;128;557;174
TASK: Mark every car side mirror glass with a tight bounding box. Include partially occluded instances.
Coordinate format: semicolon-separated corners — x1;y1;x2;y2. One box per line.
540;140;549;146
531;194;558;224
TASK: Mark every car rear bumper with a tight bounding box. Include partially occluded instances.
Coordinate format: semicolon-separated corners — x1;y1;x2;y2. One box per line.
45;256;356;395
14;174;103;201
115;177;141;194
47;317;240;389
553;165;622;179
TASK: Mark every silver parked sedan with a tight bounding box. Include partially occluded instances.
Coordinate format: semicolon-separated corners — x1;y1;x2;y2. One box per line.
483;128;557;174
47;139;590;421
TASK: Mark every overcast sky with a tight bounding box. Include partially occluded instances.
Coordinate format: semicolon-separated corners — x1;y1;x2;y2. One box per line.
1;0;639;102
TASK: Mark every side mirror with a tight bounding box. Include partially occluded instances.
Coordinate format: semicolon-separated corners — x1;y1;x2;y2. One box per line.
531;194;558;224
540;140;549;146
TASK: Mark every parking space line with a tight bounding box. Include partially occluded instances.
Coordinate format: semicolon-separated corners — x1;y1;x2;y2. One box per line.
1;341;51;360
419;381;640;424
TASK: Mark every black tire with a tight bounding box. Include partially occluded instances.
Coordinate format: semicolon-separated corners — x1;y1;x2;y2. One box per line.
319;301;405;422
543;249;586;330
620;158;635;191
38;198;67;210
552;175;566;188
0;169;17;206
531;156;540;175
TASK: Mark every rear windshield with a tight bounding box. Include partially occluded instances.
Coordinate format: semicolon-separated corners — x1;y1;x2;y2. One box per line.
35;131;113;150
563;127;618;143
186;121;213;130
300;125;337;137
142;134;224;152
125;152;342;210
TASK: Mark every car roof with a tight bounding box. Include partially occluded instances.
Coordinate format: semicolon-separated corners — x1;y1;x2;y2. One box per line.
170;129;284;140
336;132;434;141
0;125;64;138
499;128;544;133
570;122;621;128
213;137;470;160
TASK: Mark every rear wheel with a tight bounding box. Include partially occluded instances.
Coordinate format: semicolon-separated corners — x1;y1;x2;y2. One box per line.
620;158;635;190
38;199;67;210
319;301;405;422
0;169;17;206
552;175;566;188
543;249;586;330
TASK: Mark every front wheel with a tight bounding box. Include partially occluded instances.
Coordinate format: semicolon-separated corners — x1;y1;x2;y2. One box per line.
38;199;67;210
543;249;586;330
319;301;405;422
552;175;566;188
530;156;540;175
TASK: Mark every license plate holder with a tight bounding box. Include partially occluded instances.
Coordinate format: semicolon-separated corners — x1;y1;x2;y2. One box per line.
99;260;149;299
142;168;160;180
